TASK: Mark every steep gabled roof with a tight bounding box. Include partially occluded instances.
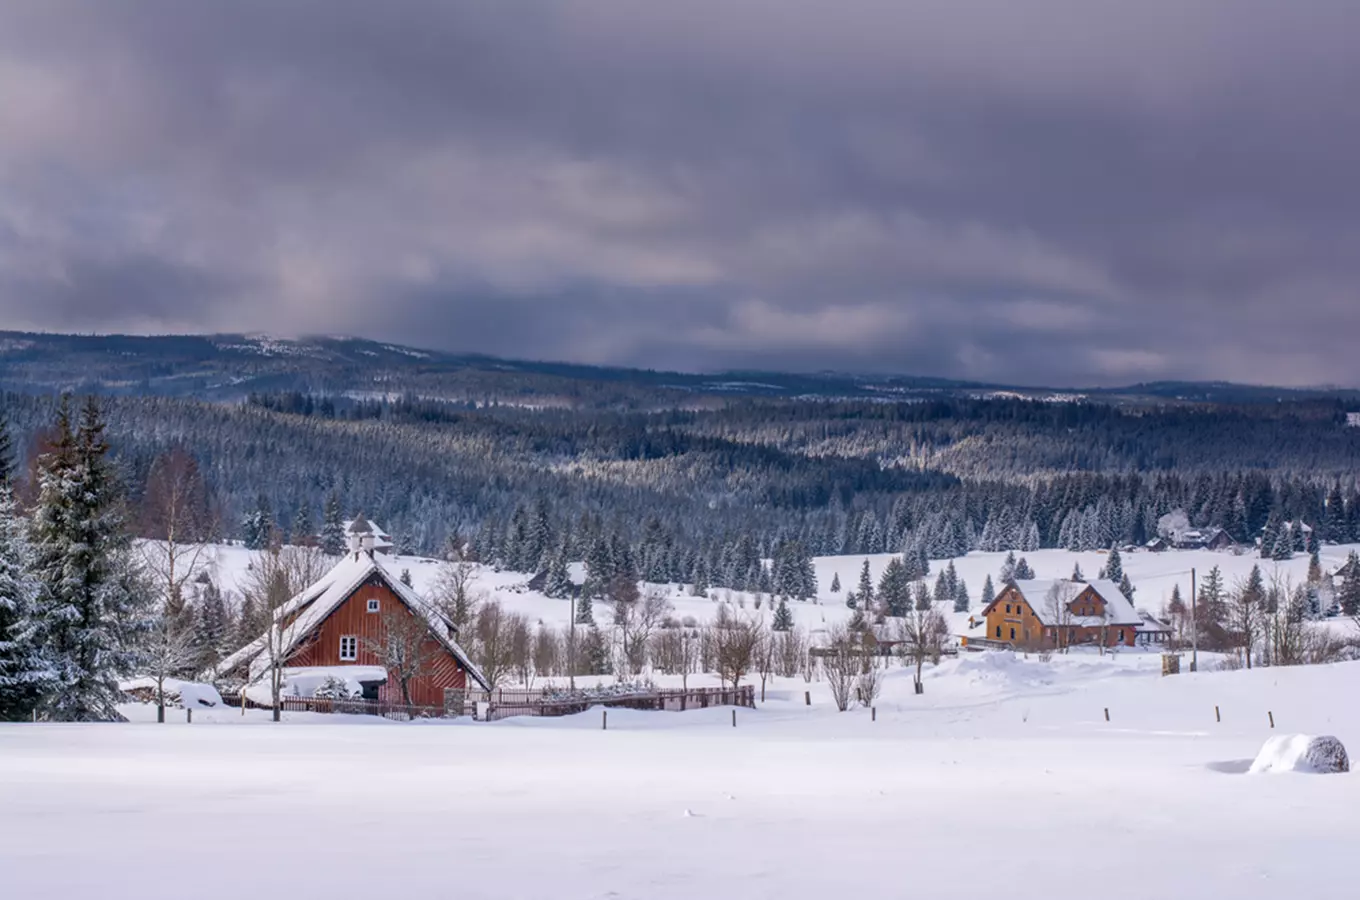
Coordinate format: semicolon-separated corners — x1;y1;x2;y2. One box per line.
208;551;488;690
984;579;1142;628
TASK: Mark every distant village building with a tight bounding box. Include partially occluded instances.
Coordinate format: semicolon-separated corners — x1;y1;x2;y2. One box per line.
1134;610;1173;646
1346;412;1360;428
1144;537;1170;553
1171;527;1233;551
343;515;395;553
974;579;1143;649
212;521;487;706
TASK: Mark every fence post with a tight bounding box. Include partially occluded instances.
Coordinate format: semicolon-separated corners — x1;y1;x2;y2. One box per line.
1268;711;1275;729
872;707;876;722
732;709;736;728
805;691;811;706
186;708;192;724
602;709;607;731
1215;705;1220;723
1104;707;1110;722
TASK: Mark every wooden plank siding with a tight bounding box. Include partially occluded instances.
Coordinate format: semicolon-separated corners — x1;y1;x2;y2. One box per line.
287;575;470;707
984;584;1136;650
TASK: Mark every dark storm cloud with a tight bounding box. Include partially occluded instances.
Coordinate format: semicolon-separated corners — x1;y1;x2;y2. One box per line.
1;1;1358;386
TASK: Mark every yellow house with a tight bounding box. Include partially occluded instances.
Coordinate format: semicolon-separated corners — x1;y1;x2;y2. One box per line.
979;579;1142;649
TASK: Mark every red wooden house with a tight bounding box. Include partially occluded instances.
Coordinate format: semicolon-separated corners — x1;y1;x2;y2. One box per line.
213;526;487;707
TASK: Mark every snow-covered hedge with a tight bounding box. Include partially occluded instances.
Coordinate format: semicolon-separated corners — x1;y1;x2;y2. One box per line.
1250;734;1350;774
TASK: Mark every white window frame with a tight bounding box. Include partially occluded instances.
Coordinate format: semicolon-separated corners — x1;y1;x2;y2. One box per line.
366;598;380;614
339;635;358;661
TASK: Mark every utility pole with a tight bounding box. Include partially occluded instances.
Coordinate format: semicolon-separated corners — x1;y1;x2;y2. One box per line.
568;593;577;692
1190;567;1198;673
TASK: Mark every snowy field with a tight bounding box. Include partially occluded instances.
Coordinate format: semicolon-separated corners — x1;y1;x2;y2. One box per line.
2;653;1358;899
195;540;1360;639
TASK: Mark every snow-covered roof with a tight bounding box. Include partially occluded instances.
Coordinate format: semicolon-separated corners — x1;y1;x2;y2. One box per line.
989;579;1143;628
343;518;394;550
208;550;488;690
1135;611;1172;633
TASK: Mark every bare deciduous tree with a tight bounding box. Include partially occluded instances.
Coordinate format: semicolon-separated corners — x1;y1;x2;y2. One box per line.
896;604;950;693
532;626;561;681
1043;581;1079;653
430;548;479;634
820;623;859;712
775;626;808;678
241;545;329;720
359;603;444;707
710;606;761;690
141;608;202;723
1228;573;1265;669
139;448;214;637
613;588;671;676
469;601;524;690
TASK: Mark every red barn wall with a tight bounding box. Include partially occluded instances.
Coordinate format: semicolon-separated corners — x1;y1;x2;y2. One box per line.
288;576;469;706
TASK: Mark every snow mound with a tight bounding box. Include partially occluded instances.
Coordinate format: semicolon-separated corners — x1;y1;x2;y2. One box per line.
1249;735;1350;775
120;678;222;708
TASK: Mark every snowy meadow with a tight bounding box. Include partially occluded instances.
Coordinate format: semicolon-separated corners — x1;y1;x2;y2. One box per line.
3;652;1358;900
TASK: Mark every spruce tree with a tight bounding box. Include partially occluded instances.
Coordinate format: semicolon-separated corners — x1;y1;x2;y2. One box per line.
1271;525;1294;561
1308;545;1323;584
877;558;911;617
0;483;46;720
319;491;346;555
856;559;874;608
1339;552;1360;616
1071;562;1085;582
1118;573;1136;602
830;572;841;593
1000;551;1017;585
979;574;996;610
772;598;794;632
1013;557;1035;581
953;579;970;613
194;579;229;674
1101;546;1124;584
29;397;152;721
575;592;595;626
291;501;314;546
544;543;573;599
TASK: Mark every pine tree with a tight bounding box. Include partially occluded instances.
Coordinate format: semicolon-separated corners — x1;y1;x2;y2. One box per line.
194;579;230;674
830;572;841;593
28;398;152;721
856;559;874;608
575;592;595;626
1071;562;1085;582
1118;573;1136;601
544;542;573;599
1101;546;1124;584
319;492;346;556
979;574;996;610
1271;524;1294;561
1339;552;1360;616
952;579;970;613
877;558;911;617
772;599;794;632
400;568;413;587
290;501;314;546
0;483;46;720
1014;557;1035;581
1307;545;1322;584
242;493;275;550
999;551;1017;585
913;580;932;611
1259;512;1279;560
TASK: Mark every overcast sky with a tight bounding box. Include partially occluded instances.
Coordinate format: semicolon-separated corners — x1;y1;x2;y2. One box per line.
1;2;1358;386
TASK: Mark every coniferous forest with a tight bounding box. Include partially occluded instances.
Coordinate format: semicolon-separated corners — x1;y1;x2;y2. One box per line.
0;333;1358;600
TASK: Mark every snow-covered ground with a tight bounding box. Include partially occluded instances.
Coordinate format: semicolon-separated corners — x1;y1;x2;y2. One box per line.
194;540;1360;641
3;652;1357;899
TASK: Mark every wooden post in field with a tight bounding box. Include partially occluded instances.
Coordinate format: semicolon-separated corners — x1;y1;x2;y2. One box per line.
186;708;192;724
1104;707;1110;722
602;709;607;731
1268;711;1275;729
732;709;736;728
804;691;811;706
872;707;877;722
1215;705;1221;723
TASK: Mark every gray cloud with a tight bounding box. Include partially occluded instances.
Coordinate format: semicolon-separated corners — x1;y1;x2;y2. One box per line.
1;1;1358;386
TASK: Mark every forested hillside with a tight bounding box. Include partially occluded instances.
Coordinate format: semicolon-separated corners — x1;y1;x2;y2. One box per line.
3;355;1360;596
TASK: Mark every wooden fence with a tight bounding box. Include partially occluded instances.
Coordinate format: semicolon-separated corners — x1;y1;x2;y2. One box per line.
220;685;756;722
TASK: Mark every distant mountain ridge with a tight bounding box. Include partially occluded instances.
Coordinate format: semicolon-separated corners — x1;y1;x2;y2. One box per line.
0;330;1355;408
